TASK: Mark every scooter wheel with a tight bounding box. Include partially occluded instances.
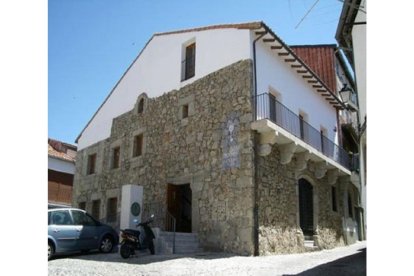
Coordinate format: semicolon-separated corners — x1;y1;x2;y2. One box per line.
120;244;132;259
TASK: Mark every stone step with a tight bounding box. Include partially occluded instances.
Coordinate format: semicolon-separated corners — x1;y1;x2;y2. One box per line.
157;231;202;254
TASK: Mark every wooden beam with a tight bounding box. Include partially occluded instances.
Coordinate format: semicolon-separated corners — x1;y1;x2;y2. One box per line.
313;85;323;88
278;52;289;56
329;101;337;104
308;80;318;83
317;89;327;92
263;38;276;42
255;31;267;35
297;70;307;73
302;75;313;79
321;93;331;96
291;64;302;68
271;45;283;50
285;58;296;62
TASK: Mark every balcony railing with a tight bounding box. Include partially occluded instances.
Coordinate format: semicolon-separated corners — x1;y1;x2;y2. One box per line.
254;93;351;170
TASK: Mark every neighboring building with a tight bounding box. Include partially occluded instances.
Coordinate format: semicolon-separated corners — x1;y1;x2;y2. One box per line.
73;22;362;255
48;138;77;208
336;0;367;239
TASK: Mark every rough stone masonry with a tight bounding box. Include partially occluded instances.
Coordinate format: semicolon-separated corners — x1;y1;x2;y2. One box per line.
73;59;345;255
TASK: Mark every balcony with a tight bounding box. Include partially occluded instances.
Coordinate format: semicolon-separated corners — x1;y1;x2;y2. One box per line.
252;93;352;178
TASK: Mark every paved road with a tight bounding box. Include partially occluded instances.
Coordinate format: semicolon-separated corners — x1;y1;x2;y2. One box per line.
48;241;366;276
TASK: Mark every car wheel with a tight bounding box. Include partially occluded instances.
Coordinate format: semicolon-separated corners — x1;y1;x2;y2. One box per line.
120;243;131;259
99;235;114;253
48;241;55;261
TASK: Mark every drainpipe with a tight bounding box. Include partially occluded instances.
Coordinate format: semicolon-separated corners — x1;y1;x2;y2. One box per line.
252;27;267;256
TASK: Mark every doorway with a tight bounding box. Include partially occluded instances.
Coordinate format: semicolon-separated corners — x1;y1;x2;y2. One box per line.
298;178;314;238
167;184;192;233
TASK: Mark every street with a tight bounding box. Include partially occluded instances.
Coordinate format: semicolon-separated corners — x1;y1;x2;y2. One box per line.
48;241;366;276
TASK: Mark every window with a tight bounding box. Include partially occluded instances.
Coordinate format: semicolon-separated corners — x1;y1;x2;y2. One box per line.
50;210;72;225
72;210;96;226
92;200;100;220
299;114;305;140
137;98;144;114
182;104;189;119
182;42;196;81
347;193;353;218
112;146;120;169
133;134;143;157
78;202;86;210
106;197;118;222
331;186;337;212
87;153;97;175
320;127;327;154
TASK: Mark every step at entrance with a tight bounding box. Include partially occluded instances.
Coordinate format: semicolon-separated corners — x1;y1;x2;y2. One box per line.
157;231;202;254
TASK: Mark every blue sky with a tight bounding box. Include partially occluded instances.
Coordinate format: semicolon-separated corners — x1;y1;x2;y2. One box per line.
48;0;344;144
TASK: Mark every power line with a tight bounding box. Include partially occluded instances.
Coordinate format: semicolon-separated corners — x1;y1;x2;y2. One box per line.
295;0;321;29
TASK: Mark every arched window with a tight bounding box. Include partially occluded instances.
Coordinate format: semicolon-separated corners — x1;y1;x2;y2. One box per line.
137;98;144;114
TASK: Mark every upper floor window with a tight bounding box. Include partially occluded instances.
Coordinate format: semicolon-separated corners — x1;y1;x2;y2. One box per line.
111;146;120;169
137;98;145;114
133;134;144;157
87;153;97;175
181;42;196;81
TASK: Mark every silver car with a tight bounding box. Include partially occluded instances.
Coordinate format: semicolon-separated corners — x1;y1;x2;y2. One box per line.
48;208;118;260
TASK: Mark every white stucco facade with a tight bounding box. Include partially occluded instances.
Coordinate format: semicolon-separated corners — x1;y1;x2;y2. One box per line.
77;28;252;150
77;24;339;150
48;156;75;175
254;39;338;142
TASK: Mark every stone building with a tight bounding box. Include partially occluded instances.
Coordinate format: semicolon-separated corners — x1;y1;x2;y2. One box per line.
73;22;361;255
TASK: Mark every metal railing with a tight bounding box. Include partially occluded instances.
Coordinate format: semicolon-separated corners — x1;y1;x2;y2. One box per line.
165;211;176;254
254;93;351;170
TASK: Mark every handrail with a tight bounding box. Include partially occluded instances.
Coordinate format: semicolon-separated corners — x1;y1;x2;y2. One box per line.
166;211;176;254
254;93;351;169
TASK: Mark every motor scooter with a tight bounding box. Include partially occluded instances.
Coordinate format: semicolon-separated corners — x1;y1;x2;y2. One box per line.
119;214;155;258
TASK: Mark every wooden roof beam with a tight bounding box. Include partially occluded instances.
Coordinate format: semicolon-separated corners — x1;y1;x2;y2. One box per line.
263;38;276;43
297;70;307;73
271;45;283;50
308;80;318;83
302;75;313;79
291;64;302;68
278;52;289;56
285;58;296;62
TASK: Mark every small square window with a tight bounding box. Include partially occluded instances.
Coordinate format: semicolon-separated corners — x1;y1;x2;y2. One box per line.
87;153;97;175
133;134;143;157
331;186;337;212
112;146;120;169
182;104;189;119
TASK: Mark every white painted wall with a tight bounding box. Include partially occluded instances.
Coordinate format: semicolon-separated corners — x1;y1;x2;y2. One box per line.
352;2;366;124
48;156;75;175
254;38;338;142
78;28;252;150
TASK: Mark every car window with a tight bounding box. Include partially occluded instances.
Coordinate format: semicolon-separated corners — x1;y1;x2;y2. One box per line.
72;210;97;226
48;212;51;225
51;210;72;225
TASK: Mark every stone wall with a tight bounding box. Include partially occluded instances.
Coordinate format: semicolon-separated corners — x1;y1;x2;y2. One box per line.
256;146;346;254
73;59;256;255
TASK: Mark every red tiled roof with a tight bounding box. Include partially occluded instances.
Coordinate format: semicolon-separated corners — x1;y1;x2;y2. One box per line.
48;139;76;162
291;45;337;94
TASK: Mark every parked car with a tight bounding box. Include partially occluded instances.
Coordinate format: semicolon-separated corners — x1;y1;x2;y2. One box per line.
48;208;119;260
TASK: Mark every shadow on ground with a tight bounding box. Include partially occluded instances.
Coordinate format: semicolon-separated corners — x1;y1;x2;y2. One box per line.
283;248;366;276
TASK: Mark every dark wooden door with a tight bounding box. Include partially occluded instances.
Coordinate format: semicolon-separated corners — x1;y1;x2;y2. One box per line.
298;179;314;237
167;184;192;233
